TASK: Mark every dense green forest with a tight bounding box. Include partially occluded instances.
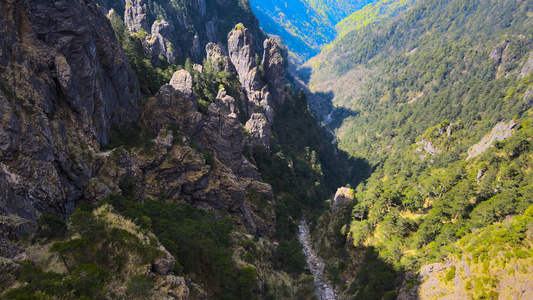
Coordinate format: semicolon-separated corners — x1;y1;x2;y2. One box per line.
249;0;379;63
4;0;533;298
335;0;420;39
305;0;533;296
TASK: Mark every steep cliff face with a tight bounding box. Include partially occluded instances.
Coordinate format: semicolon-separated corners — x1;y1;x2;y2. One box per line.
98;0;265;64
227;24;288;150
88;66;277;236
0;0;286;247
0;1;298;297
0;0;140;224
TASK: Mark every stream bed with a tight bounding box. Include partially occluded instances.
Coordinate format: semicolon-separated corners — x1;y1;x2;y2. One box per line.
298;220;337;300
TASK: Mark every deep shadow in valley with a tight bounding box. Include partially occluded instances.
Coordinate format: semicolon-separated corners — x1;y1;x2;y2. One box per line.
290;72;417;300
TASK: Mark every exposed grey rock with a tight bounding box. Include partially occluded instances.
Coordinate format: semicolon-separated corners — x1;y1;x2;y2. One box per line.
205;21;217;42
146;72;203;137
332;187;354;213
144;19;180;65
190;34;201;61
263;39;286;105
490;40;509;64
124;0;150;34
396;272;418;300
169;70;194;97
467;120;517;159
245;113;271;150
522;52;533;78
206;43;235;73
228;24;277;149
196;0;207;18
228;24;257;85
416;140;441;156
206;89;260;179
153;245;176;276
0;257;21;292
0;0;139;224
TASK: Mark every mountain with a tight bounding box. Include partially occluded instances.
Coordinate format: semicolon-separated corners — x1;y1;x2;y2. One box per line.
250;0;377;63
0;0;359;298
306;0;377;24
96;0;265;64
335;0;420;39
304;0;533;297
249;0;335;62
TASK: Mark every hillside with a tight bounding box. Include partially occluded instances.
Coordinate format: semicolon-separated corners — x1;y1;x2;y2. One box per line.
304;0;533;297
335;0;420;39
249;0;335;63
250;0;378;63
0;0;363;299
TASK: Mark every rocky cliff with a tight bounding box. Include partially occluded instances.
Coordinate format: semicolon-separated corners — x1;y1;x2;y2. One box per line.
227;24;288;150
0;0;139;224
0;0;300;297
98;0;265;64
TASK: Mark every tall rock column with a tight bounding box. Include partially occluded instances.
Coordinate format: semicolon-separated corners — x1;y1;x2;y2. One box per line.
124;0;150;34
227;24;275;150
263;38;286;106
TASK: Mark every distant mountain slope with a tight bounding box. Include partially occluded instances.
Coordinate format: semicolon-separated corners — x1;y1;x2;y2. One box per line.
250;0;377;62
306;0;377;24
305;0;533;297
335;0;420;38
249;0;335;62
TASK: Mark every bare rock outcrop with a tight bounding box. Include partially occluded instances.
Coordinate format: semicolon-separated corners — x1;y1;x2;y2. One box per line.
467;120;517;159
206;43;235;73
144;19;180;65
245;113;272;151
0;0;139;224
332;187;354;213
228;24;283;150
263;39;286;105
228;24;261;99
145;70;203;136
522;52;533;78
124;0;150;34
206;89;260;179
90;71;276;237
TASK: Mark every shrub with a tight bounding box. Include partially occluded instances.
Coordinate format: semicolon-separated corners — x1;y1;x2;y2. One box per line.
127;274;154;298
38;214;67;239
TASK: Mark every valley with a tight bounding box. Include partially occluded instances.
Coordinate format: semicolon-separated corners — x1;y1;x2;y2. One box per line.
0;0;533;299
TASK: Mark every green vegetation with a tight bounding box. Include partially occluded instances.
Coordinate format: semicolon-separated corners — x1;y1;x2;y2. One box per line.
306;0;376;24
250;0;336;62
335;0;419;39
102;122;155;152
3;205;162;299
250;0;380;62
254;90;367;241
304;0;533;296
104;195;259;299
107;9;176;94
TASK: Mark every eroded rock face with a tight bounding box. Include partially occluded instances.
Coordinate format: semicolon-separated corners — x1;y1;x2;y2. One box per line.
145;70;203;137
207;89;259;179
206;43;235;73
124;0;150;34
467;120;517;159
228;25;257;90
263;39;286;105
522;52;533;78
245;113;272;150
332;187;354;213
0;0;139;223
144;20;180;65
227;24;283;150
90;72;276;237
